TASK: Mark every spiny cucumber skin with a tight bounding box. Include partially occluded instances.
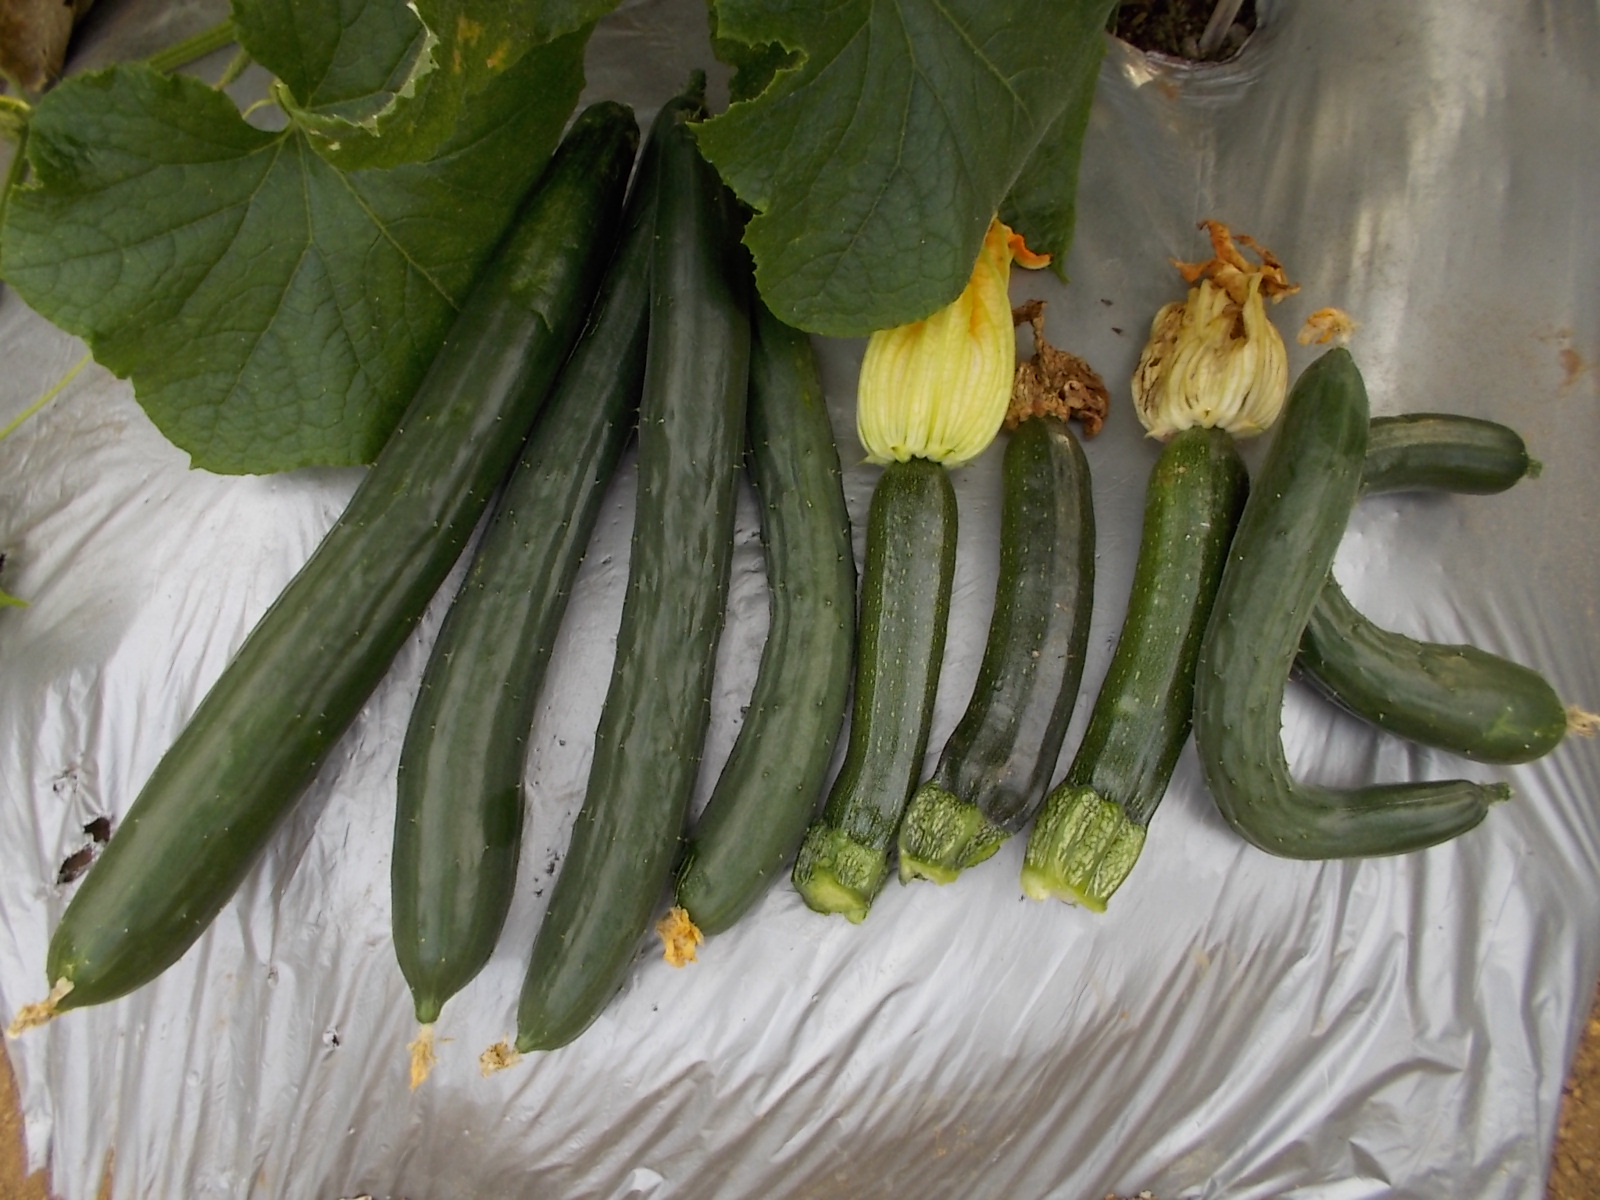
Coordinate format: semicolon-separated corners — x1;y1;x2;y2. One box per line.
393;113;659;1027
673;301;856;937
1295;411;1563;766
514;87;751;1053
1299;581;1567;764
1361;413;1531;496
1193;349;1505;861
44;105;641;1012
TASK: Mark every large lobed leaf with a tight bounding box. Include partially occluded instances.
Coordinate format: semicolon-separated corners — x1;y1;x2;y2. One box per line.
0;26;591;474
698;0;1115;337
235;0;621;169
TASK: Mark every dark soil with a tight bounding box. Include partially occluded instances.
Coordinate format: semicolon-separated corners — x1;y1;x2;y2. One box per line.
1112;0;1258;61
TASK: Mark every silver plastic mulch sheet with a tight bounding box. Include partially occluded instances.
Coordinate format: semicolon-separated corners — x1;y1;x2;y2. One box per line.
2;1;1598;1196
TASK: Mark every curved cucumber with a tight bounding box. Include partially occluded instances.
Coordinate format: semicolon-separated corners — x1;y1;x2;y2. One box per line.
791;456;958;922
672;302;856;938
897;416;1095;884
41;104;640;1013
1022;424;1247;909
1192;349;1509;860
1297;412;1563;764
513;82;751;1053
391;121;659;1030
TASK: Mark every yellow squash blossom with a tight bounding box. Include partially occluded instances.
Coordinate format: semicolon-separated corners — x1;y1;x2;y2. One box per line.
1131;219;1298;440
856;217;1050;467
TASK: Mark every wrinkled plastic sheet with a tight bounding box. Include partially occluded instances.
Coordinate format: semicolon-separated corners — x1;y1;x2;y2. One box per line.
2;1;1598;1196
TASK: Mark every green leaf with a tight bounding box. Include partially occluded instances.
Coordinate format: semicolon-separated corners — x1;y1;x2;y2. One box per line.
696;0;1116;337
234;0;620;170
1000;31;1107;282
0;28;590;474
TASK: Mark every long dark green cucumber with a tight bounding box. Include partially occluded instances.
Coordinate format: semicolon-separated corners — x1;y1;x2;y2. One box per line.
671;301;855;938
1296;413;1563;764
897;416;1094;884
38;104;639;1014
391;122;660;1030
513;81;751;1053
791;456;958;922
1192;348;1509;860
1021;424;1247;909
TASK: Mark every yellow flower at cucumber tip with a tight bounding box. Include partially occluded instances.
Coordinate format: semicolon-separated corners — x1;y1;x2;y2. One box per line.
1131;219;1300;440
856;218;1050;468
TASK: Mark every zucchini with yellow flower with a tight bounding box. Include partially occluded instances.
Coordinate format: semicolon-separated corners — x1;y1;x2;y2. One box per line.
791;218;1049;922
896;306;1101;885
1022;221;1283;910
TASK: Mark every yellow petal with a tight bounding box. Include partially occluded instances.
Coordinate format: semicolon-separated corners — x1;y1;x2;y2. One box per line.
1132;223;1293;439
857;218;1048;467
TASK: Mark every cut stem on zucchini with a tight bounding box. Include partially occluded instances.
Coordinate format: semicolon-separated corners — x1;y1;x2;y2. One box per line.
791;218;1048;922
1022;423;1247;910
791;457;957;921
897;413;1095;884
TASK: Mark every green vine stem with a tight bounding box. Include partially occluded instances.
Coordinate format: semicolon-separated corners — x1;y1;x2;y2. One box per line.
144;20;238;76
1;120;29;233
0;351;92;443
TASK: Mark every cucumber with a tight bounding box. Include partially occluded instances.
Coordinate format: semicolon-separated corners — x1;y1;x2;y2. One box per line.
791;456;958;922
35;103;640;1016
1296;413;1565;765
896;415;1095;884
512;80;751;1054
671;301;856;938
390;116;660;1042
1360;412;1536;496
1192;348;1509;860
1021;424;1248;909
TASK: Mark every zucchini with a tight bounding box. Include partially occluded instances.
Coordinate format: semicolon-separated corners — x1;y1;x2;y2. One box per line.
1021;424;1248;909
511;79;751;1054
670;300;856;939
390;111;659;1064
1296;413;1565;764
897;415;1095;884
790;456;958;922
29;103;640;1018
1192;348;1510;860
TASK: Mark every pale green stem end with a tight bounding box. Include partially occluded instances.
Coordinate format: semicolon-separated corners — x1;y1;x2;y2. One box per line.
1020;784;1146;912
897;782;1009;884
791;825;888;923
